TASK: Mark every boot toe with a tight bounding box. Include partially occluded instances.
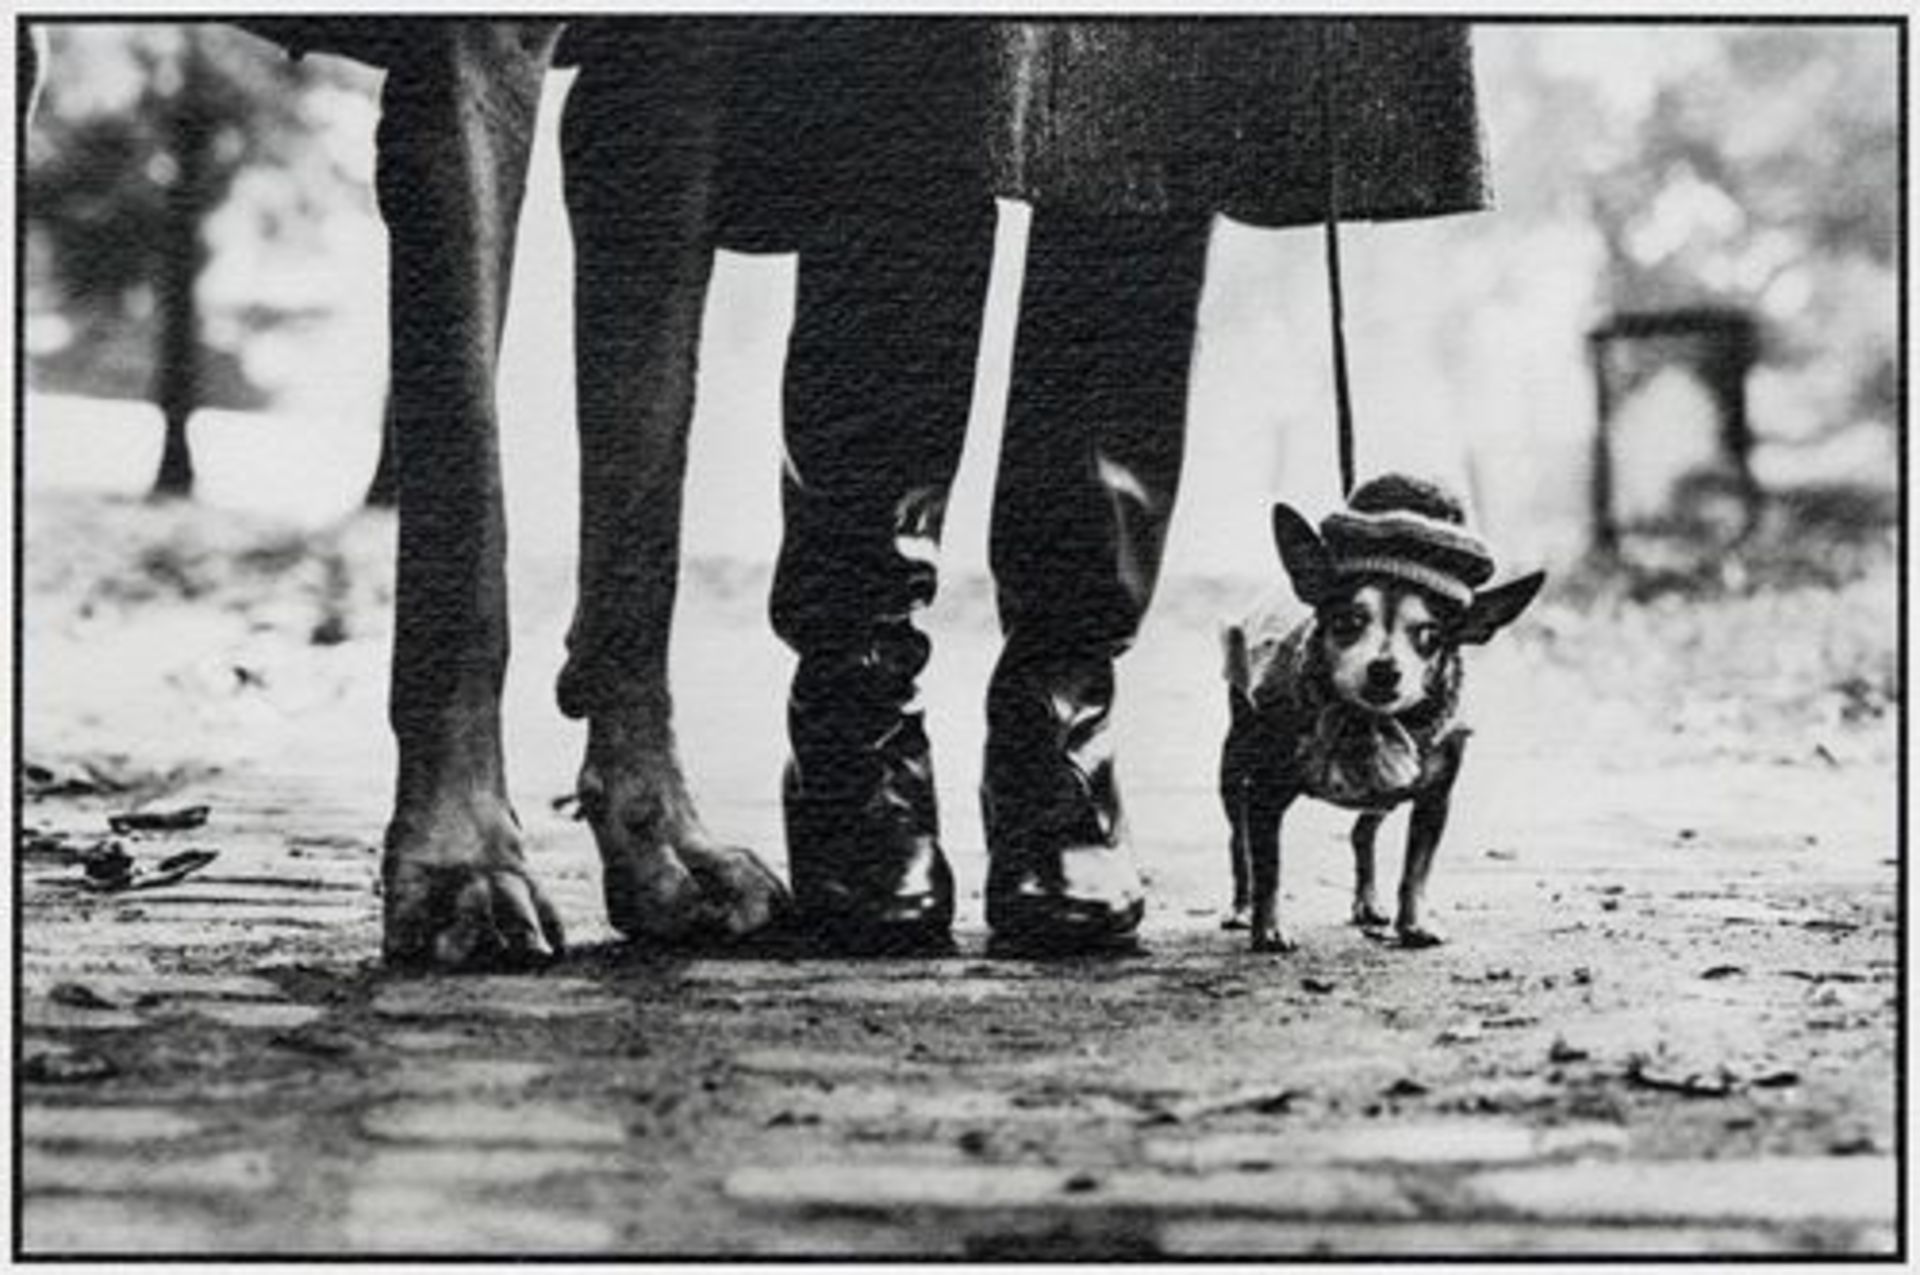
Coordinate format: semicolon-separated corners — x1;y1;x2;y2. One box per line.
987;844;1145;953
794;839;955;955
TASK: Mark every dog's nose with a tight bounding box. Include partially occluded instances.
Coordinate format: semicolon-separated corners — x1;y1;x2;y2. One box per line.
1365;660;1400;692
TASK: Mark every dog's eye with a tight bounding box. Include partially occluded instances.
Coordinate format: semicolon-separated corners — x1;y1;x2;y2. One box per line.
1328;612;1368;645
1408;624;1441;657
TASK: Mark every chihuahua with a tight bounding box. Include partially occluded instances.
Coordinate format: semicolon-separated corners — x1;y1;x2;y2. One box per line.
1218;475;1545;953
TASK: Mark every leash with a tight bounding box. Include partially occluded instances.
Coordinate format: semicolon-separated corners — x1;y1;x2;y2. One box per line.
1319;21;1357;499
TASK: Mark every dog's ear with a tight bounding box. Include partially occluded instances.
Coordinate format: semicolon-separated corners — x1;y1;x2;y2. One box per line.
1271;503;1332;605
1456;571;1546;645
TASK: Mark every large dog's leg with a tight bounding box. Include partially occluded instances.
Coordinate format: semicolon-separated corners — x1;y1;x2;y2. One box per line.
556;33;788;944
377;22;564;968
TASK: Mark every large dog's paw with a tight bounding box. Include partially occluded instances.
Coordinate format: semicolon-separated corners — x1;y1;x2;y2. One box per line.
382;802;564;970
580;766;789;947
601;838;789;946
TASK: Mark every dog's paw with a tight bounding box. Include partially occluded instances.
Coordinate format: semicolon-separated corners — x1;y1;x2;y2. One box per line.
1350;898;1392;929
677;841;791;941
601;836;790;947
579;758;789;946
383;858;565;971
1395;922;1447;949
1250;925;1298;954
1221;904;1253;931
382;794;565;971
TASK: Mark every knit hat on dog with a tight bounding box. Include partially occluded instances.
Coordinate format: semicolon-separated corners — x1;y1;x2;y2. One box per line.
1320;475;1494;608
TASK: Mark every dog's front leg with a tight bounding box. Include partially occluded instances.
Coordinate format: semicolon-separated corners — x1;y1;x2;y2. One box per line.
1217;703;1260;930
378;22;566;970
1246;783;1297;953
556;38;788;946
1395;793;1449;947
1396;738;1465;948
1349;811;1390;928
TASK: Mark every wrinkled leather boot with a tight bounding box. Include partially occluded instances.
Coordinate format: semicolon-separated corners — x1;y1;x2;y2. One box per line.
983;646;1144;951
980;210;1211;954
784;624;954;953
768;112;994;954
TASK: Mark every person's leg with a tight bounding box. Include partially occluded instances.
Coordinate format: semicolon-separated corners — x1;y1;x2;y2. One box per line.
771;197;995;954
983;210;1211;950
377;22;565;968
557;27;788;945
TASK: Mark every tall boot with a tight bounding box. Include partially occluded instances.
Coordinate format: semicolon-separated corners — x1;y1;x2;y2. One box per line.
783;612;953;952
983;210;1211;951
770;24;993;951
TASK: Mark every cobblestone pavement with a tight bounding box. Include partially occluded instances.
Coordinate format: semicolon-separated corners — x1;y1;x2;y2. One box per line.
16;744;1898;1257
15;499;1900;1256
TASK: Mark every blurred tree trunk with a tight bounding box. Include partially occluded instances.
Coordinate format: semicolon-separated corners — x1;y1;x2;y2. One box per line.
365;391;398;508
150;35;217;500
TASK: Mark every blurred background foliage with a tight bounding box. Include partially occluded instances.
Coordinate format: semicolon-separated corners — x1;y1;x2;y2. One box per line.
19;21;1899;562
27;26;370;407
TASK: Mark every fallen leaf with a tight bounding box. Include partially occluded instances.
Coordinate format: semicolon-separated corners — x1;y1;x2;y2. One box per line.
23;761;108;798
1301;977;1336;995
1144;1087;1306;1125
1484;1014;1539;1030
22;1049;118;1084
80;846;219;894
1751;1070;1800;1089
1700;965;1746;980
20;828;77;859
1383;1078;1429;1099
138;850;218;891
80;841;135;887
270;1028;358;1059
1547;1037;1590;1064
156;848;219;875
107;804;210;834
309;614;349;646
48;982;119;1010
1436;1023;1483;1045
1625;1056;1736;1098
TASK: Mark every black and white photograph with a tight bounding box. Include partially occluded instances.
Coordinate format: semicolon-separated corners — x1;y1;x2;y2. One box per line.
9;9;1903;1258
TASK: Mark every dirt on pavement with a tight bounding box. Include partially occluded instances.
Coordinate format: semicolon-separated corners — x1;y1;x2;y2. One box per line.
14;492;1901;1256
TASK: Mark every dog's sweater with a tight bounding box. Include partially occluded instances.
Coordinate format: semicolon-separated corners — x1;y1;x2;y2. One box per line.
1223;600;1467;812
